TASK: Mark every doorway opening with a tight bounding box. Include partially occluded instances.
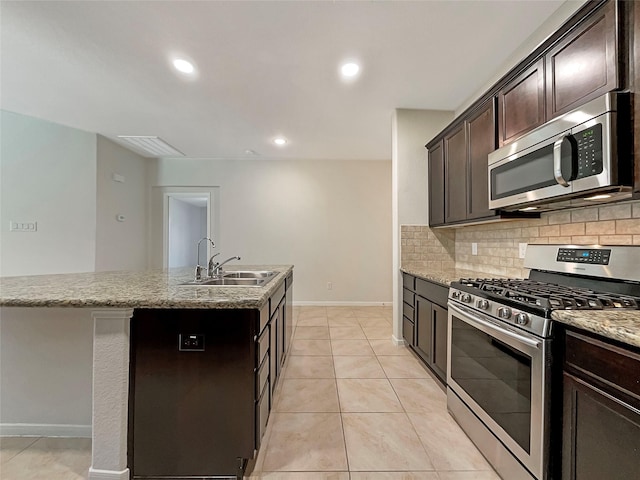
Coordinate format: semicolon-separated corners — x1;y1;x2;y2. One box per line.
149;186;219;270
167;194;209;268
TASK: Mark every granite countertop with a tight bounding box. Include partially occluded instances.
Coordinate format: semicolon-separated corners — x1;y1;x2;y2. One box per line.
400;267;507;287
0;265;293;310
551;310;640;349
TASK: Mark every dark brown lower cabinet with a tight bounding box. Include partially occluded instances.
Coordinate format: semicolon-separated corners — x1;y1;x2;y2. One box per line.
414;296;433;364
431;303;448;380
401;273;448;385
561;328;640;480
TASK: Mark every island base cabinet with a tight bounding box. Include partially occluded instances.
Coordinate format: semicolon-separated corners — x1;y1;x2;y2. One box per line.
129;309;256;479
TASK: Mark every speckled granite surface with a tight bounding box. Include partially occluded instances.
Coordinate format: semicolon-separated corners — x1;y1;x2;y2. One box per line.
0;265;293;309
551;310;640;349
400;267;509;287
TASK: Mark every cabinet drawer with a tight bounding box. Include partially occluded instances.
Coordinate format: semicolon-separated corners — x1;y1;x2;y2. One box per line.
257;326;269;366
403;315;414;345
270;282;286;317
255;355;269;399
285;271;293;290
416;278;449;308
403;288;415;307
259;303;269;336
255;382;270;448
402;273;416;291
565;329;640;400
403;302;414;320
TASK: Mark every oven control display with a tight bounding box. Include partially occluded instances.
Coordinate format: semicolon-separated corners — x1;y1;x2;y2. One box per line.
557;248;611;265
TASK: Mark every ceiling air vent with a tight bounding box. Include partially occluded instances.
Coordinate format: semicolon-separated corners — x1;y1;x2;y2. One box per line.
117;136;184;157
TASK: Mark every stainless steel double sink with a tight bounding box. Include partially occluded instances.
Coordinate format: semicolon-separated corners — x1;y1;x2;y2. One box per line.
180;270;277;287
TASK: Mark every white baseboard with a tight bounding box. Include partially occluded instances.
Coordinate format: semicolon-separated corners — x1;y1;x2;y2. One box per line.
392;335;406;346
293;301;392;307
88;467;130;480
0;423;91;438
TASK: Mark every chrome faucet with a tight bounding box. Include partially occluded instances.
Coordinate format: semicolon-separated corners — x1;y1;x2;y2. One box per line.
195;237;215;281
210;256;241;276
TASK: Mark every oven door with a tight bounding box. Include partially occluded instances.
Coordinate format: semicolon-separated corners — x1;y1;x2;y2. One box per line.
447;301;550;480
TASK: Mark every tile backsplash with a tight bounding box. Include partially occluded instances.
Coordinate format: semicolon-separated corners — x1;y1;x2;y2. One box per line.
401;200;640;278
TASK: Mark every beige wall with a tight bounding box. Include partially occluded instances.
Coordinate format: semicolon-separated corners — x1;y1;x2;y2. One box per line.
95;135;149;272
401;199;640;278
150;158;392;304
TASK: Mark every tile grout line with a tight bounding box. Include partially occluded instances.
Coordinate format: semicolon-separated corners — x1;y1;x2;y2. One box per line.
329;311;352;475
2;436;42;465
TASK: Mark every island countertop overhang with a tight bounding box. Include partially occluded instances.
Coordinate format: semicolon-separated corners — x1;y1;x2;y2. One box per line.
0;265;294;310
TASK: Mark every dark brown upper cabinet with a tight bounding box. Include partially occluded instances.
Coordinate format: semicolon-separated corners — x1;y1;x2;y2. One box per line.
426;0;633;226
444;124;467;224
497;58;546;147
467;99;497;220
546;0;618;119
428;140;445;226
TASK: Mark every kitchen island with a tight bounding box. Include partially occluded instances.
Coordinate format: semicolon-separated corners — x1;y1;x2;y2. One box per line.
0;265;293;480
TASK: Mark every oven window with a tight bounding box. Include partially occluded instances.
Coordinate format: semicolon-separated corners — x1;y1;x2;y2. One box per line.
491;143;557;200
450;317;531;453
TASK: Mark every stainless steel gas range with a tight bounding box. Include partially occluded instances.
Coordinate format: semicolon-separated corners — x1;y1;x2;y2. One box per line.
446;245;640;480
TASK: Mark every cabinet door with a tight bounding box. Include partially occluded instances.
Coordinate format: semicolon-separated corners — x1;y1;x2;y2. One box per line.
562;373;640;480
467;99;496;220
402;316;415;346
444;124;467;223
269;309;279;398
278;297;286;369
428;141;445;226
283;280;293;361
414;296;432;364
546;0;618;119
431;303;448;382
498;58;545;146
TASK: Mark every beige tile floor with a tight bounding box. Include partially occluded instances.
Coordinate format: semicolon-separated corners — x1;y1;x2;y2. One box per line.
0;306;499;480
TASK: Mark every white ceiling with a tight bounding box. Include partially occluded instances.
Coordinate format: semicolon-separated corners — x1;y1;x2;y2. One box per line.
2;0;569;161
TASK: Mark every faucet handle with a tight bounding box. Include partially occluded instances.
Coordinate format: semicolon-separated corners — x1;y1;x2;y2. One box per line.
194;265;204;281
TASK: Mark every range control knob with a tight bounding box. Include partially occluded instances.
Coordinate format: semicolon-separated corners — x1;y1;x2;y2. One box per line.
451;291;460;299
461;293;472;303
515;313;530;325
476;299;490;310
498;307;512;319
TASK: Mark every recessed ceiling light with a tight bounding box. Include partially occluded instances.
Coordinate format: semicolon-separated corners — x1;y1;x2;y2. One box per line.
585;194;612;200
173;58;195;74
273;137;287;146
341;62;360;77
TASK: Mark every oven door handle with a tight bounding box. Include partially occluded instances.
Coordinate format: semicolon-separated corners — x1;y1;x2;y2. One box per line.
448;302;542;349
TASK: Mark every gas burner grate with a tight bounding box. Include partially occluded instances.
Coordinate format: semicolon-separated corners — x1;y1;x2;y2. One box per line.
456;278;640;312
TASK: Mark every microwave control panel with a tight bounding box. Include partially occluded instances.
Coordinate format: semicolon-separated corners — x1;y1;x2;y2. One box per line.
557;248;611;265
574;123;603;179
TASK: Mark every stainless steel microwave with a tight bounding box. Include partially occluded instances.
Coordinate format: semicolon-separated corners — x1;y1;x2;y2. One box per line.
488;92;633;212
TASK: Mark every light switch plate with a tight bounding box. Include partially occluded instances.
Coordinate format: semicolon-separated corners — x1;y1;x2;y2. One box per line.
519;243;527;259
9;221;37;232
472;243;478;255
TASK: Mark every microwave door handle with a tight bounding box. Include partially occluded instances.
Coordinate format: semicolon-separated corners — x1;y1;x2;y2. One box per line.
553;137;570;186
